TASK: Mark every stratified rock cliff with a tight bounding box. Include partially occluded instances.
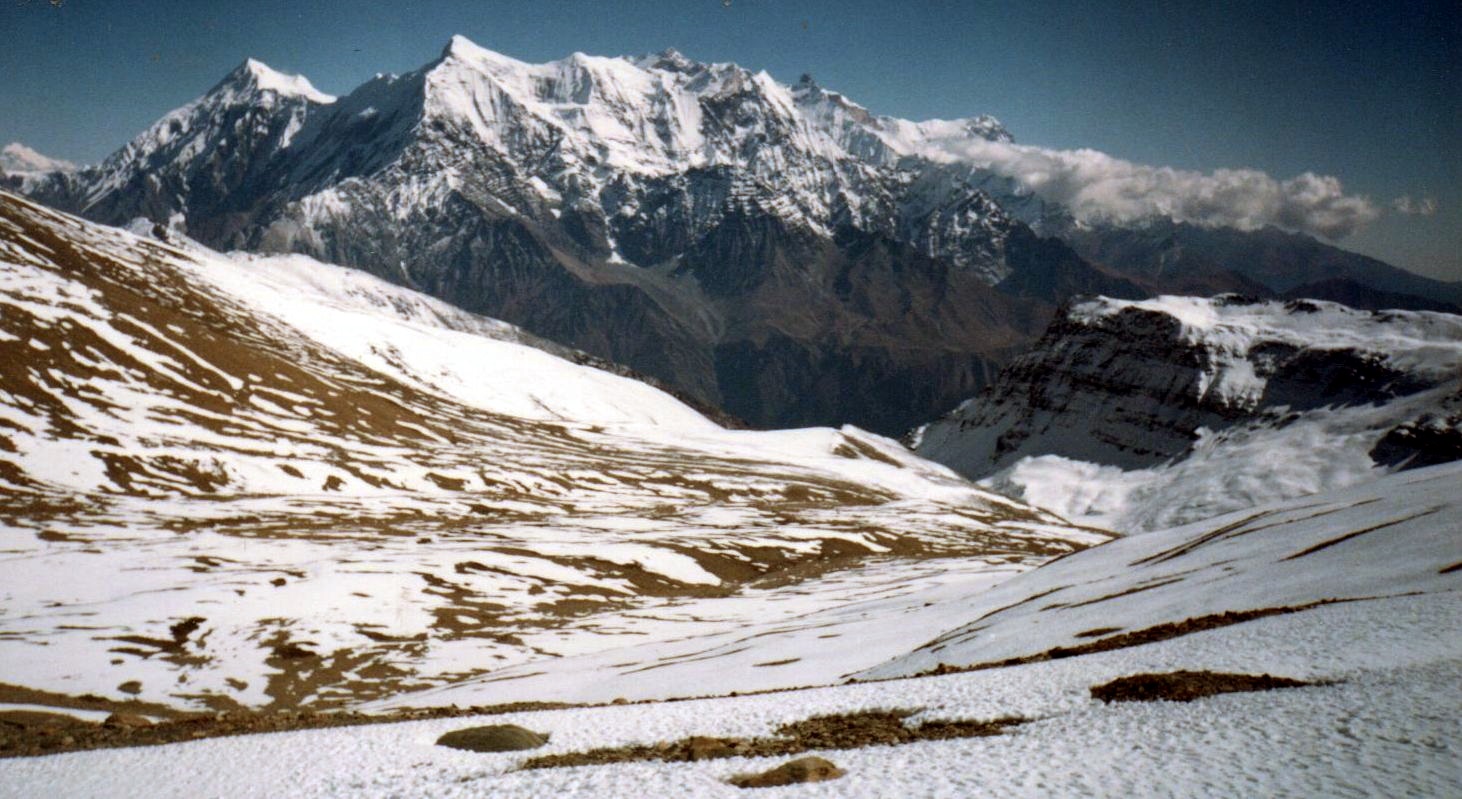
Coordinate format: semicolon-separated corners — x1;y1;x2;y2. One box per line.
912;294;1462;530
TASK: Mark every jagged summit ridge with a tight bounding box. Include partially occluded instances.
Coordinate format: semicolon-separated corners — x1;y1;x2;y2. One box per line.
428;35;1013;168
414;34;845;186
10;34;1022;259
233;58;337;104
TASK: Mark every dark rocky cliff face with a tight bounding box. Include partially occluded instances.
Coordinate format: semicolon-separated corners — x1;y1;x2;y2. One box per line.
1369;387;1462;471
912;296;1462;480
916;305;1231;475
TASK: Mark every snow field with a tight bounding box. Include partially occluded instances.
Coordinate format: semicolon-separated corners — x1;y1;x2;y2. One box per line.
867;461;1462;678
3;591;1456;798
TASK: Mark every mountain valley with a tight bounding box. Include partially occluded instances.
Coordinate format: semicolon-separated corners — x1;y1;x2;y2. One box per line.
1;28;1459;799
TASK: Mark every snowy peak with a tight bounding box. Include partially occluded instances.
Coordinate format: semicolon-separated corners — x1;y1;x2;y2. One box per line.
220;58;336;104
440;32;521;66
0;142;77;174
641;47;696;72
60;54;341;229
7;39;1060;433
790;79;1011;168
382;35;1014;163
28;37;1021;238
409;35;837;187
410;34;1005;182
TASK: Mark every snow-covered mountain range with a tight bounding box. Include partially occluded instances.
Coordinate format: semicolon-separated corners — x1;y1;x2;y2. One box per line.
3;35;1459;796
8;41;1459;439
19;36;1386;435
912;294;1462;531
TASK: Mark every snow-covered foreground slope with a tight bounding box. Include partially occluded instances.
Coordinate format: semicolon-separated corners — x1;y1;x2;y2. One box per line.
363;555;1028;710
862;460;1461;678
914;294;1462;531
0;192;1099;712
357;459;1459;710
3;463;1457;795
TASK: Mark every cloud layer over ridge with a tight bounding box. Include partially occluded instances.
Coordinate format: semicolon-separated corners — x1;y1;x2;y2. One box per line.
926;137;1381;239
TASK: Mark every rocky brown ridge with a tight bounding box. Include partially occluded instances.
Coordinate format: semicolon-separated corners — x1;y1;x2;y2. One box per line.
0;694;569;760
515;709;1025;770
1089;670;1316;703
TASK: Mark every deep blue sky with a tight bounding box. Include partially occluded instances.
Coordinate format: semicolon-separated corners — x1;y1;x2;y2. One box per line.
2;0;1457;279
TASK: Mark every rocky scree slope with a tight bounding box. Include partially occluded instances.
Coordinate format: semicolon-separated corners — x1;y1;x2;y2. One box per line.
0;192;1103;712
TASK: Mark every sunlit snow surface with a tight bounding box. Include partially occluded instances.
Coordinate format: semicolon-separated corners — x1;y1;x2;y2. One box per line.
237;59;336;105
2;463;1457;797
0;193;1099;711
985;386;1453;532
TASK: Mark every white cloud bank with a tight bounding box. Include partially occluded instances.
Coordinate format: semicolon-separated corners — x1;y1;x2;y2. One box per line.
1391;195;1438;216
926;137;1382;239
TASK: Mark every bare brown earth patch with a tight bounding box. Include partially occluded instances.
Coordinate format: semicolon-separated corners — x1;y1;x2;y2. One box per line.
1129;512;1273;567
831;437;903;467
0;695;571;759
0;710;94;733
904;600;1355;680
1090;670;1317;703
517;709;1025;770
729;755;845;788
436;723;548;752
1073;626;1123;639
0;683;185;723
1055;577;1185;610
1281;509;1440;561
